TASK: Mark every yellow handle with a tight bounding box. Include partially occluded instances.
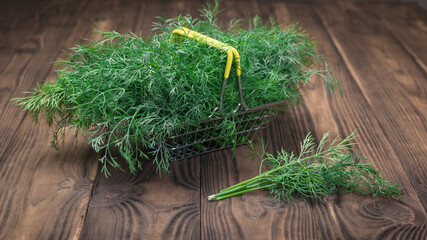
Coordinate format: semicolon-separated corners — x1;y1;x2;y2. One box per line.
170;27;241;79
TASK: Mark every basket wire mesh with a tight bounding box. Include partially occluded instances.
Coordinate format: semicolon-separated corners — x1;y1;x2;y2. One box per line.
166;102;285;160
164;27;287;160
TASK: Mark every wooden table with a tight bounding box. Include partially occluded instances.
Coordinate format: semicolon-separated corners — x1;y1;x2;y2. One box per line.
0;0;426;239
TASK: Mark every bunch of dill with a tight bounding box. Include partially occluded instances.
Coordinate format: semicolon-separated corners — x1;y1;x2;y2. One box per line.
208;132;403;202
12;1;340;175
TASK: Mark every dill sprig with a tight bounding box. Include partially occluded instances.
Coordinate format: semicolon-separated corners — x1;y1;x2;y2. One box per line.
11;1;340;176
208;132;403;202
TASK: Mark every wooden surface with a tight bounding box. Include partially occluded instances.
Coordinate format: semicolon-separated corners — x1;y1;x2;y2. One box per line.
0;0;426;239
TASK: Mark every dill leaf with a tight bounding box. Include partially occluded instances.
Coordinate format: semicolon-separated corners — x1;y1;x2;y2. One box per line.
208;132;403;202
12;1;340;176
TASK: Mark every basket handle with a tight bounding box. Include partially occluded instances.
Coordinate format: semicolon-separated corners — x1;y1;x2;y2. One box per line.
170;27;249;110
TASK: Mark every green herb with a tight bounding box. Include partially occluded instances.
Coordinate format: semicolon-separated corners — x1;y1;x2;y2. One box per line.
11;1;340;176
208;132;403;202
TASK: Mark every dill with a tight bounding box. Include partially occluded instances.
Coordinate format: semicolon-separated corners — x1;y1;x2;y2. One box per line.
11;1;340;176
208;132;403;202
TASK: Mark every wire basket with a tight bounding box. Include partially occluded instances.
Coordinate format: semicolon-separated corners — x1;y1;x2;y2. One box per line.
164;27;287;161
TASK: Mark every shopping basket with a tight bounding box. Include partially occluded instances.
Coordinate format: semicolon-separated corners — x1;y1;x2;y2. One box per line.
163;27;288;160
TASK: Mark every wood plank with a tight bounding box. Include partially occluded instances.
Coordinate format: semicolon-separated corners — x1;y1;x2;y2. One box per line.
0;0;119;161
200;116;322;240
200;1;322;239
312;1;427;209
0;0;89;72
0;0;55;47
358;3;427;119
2;1;426;239
80;1;202;239
0;0;123;239
278;2;427;239
0;117;99;239
371;3;427;73
0;0;89;160
81;157;200;240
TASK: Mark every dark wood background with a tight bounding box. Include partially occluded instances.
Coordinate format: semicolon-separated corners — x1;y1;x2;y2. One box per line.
0;0;426;239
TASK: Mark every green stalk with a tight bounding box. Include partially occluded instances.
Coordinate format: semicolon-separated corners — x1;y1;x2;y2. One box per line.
217;159;307;194
11;1;341;176
216;178;272;196
208;132;403;202
209;186;268;201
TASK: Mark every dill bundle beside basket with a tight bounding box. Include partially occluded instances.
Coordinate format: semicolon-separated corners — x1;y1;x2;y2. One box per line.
12;2;340;176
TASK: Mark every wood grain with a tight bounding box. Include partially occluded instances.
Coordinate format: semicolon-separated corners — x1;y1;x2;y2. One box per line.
370;3;427;73
0;0;121;239
80;157;200;240
358;3;427;120
0;1;426;239
80;1;202;239
200;116;322;240
199;1;322;239
279;2;427;239
0;118;99;239
0;0;89;160
311;1;427;209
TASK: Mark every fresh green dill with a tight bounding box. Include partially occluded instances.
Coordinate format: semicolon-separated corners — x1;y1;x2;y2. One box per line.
11;1;340;176
208;132;403;202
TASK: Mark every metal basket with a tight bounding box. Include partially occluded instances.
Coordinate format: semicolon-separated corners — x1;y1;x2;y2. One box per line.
164;27;287;160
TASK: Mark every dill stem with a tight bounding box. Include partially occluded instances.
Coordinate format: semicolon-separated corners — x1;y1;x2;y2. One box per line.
218;164;288;194
208;132;403;202
216;179;273;196
211;161;306;200
12;1;340;175
218;153;325;194
209;186;267;201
